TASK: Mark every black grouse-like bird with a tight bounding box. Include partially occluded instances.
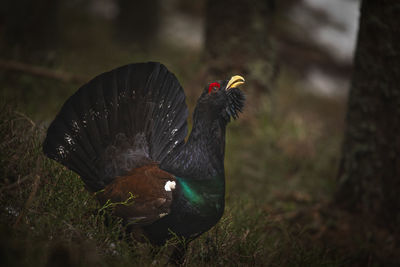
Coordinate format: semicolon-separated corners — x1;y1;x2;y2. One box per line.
43;62;245;248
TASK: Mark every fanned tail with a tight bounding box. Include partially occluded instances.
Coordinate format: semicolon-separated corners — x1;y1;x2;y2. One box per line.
43;62;188;191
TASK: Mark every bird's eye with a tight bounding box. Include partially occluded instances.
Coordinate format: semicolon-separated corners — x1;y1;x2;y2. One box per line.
208;82;221;94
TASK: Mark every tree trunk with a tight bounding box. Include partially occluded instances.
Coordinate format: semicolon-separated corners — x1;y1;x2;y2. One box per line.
204;0;275;93
336;0;400;228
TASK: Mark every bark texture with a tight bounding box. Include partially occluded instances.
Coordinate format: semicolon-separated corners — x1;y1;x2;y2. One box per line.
336;0;400;228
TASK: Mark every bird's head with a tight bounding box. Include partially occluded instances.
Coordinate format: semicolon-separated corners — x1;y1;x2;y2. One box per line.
197;75;246;122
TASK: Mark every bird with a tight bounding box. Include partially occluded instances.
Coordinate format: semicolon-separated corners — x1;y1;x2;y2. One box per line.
43;62;245;260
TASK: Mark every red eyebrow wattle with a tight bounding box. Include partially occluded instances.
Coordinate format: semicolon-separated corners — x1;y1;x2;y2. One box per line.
208;82;221;93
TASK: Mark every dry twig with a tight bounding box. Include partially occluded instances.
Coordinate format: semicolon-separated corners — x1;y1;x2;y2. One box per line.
0;59;87;84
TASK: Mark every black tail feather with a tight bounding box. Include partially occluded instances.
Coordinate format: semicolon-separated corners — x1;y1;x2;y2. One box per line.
43;62;188;191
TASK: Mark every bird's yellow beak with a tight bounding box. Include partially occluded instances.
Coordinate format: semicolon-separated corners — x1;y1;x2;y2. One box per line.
226;75;245;90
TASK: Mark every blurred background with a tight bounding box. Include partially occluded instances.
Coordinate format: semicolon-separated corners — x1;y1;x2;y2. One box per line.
0;0;358;112
1;0;369;266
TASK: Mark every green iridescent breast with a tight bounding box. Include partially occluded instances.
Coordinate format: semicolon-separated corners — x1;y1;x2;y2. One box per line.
175;176;225;212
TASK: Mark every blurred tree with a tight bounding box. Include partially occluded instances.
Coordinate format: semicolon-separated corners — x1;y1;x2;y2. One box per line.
0;0;60;61
204;0;276;93
115;0;160;49
336;0;400;228
269;0;354;78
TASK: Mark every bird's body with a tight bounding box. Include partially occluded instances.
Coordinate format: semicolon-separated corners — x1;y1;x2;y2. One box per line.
43;62;245;246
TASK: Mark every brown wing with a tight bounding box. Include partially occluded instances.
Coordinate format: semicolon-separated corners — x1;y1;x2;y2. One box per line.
97;163;176;225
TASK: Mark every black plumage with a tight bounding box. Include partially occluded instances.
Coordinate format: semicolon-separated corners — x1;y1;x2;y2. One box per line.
43;62;245;248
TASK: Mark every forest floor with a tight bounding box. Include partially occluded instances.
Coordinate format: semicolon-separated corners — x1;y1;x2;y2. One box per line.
1;19;399;266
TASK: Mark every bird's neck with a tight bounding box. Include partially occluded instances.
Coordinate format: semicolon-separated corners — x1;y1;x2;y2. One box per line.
188;115;227;167
167;110;227;179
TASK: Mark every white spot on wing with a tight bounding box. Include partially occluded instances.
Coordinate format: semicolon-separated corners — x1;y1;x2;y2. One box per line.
164;181;176;191
159;213;168;218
